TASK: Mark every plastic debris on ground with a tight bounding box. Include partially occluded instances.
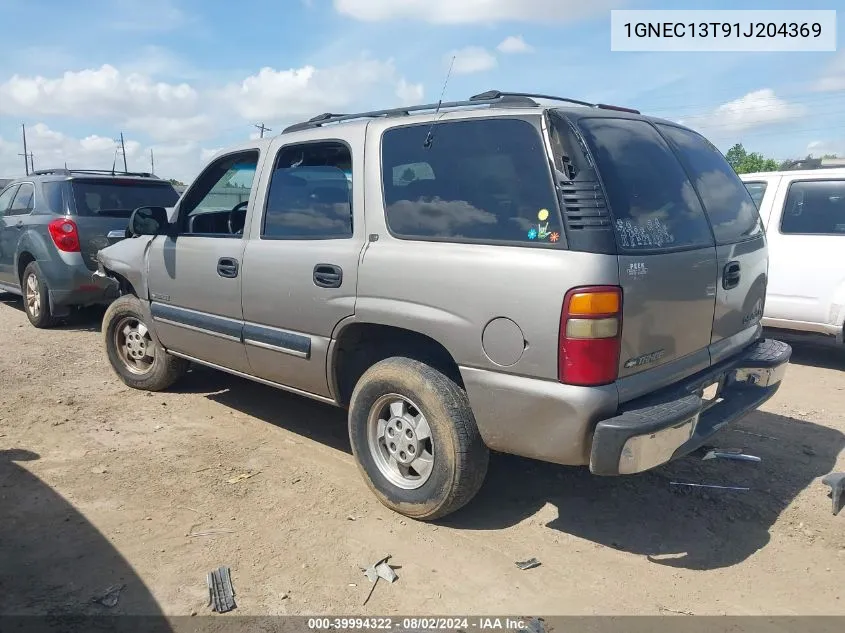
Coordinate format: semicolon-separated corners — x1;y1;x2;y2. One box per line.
226;472;260;484
669;482;750;491
515;558;541;570
207;566;237;613
702;448;761;463
189;528;236;537
821;472;845;516
92;583;125;608
360;555;398;605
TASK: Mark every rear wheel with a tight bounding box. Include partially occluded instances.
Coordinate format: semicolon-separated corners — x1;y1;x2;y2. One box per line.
348;357;488;520
22;262;55;329
103;295;188;391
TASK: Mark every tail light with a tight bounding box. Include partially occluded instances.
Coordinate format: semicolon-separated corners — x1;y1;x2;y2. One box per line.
48;218;81;253
559;285;622;386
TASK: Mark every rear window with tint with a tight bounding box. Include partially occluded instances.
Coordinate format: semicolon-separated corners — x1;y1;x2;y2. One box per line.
781;180;845;235
577;118;714;251
657;124;763;244
743;181;768;210
381;118;562;244
71;180;179;218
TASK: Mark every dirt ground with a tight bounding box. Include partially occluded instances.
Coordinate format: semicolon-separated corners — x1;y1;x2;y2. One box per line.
1;295;843;618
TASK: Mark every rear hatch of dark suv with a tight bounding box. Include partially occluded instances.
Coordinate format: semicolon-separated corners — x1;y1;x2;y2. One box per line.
68;177;180;270
550;110;768;403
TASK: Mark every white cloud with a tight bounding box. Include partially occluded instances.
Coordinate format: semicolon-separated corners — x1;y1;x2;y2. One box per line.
124;114;217;142
449;47;497;75
497;35;533;54
814;51;845;92
200;148;223;163
0;124;207;183
806;140;844;157
333;0;623;23
396;78;424;105
223;58;411;121
683;89;805;136
0;124;136;177
0;65;198;119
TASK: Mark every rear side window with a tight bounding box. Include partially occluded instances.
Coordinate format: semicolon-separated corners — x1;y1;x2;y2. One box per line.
382;118;562;244
42;181;67;214
781;180;845;235
658;124;763;244
71;180;179;218
577;118;713;251
9;183;34;215
744;181;768;210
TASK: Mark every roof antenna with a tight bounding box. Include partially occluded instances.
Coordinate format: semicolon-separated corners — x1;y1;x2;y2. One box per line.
423;55;455;149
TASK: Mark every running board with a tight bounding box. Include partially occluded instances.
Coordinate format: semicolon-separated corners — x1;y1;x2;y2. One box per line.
166;350;339;407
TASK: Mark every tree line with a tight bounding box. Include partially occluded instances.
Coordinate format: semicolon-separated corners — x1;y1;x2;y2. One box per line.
726;143;839;174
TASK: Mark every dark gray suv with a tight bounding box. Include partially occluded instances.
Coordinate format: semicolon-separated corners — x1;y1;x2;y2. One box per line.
0;169;179;328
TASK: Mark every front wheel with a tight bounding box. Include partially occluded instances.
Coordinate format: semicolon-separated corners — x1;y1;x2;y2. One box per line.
103;295;188;391
348;357;489;521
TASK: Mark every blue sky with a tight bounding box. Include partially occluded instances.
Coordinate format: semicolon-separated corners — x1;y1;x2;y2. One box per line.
0;0;842;181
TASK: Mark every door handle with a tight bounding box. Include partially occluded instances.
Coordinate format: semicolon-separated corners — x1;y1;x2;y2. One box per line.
217;257;239;278
722;261;741;290
313;264;343;288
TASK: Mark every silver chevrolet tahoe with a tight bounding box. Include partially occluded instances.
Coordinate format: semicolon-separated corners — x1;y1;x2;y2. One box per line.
96;90;792;520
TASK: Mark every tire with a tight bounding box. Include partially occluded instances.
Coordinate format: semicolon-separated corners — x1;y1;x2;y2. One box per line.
103;295;188;391
21;262;55;328
348;356;489;521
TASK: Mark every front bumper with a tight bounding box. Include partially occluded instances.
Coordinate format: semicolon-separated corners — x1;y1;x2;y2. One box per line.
589;338;792;476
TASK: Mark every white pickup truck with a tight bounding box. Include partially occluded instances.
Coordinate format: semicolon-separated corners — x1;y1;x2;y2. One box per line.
741;168;845;344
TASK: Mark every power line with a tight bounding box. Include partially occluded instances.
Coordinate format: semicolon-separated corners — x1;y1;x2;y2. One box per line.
254;122;272;138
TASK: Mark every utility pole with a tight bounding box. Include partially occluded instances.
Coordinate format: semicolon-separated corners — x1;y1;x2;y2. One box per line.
150;148;155;175
254;122;271;138
18;152;34;175
118;132;128;172
21;123;30;175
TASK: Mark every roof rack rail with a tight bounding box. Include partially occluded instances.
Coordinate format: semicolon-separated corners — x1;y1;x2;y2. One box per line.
471;90;641;114
282;89;640;133
30;168;158;178
469;90;595;108
282;96;501;133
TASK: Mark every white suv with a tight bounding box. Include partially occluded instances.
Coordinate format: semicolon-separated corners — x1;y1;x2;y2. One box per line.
742;168;845;345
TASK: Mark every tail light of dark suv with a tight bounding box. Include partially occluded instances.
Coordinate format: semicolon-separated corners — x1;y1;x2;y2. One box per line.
48;218;81;253
559;286;623;386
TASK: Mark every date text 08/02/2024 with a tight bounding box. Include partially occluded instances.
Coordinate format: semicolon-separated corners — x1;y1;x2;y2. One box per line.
307;617;536;630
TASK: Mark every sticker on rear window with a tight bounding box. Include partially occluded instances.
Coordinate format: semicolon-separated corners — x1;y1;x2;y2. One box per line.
527;209;559;242
615;218;674;248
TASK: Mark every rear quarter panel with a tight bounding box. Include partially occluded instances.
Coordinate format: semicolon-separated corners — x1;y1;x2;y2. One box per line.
15;217;64;280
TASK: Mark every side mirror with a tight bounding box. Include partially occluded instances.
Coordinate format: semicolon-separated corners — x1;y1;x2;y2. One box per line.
128;206;170;237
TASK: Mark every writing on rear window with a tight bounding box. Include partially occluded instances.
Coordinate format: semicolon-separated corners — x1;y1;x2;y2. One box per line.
615;218;674;248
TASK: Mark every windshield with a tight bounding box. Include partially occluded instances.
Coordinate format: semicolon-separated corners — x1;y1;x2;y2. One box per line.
71;179;179;218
